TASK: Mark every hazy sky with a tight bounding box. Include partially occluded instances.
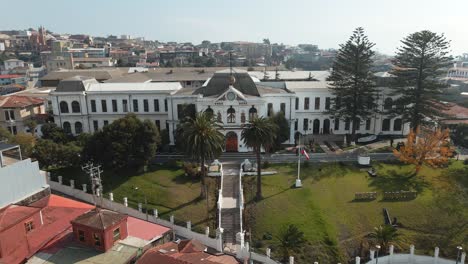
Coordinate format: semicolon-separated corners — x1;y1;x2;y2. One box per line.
2;0;467;55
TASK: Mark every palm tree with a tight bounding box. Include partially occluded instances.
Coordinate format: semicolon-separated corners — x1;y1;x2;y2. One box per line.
276;224;306;261
182;112;224;198
241;117;277;200
368;225;400;251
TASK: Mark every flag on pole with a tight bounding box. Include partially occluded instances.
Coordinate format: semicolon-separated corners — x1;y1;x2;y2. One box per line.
301;149;310;160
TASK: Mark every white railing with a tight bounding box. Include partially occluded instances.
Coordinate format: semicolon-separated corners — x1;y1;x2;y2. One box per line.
217;164;224;230
238;163;244;234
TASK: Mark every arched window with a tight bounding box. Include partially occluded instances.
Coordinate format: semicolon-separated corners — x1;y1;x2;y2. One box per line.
227;107;235;123
382;119;391;131
267;103;273;117
205;107;214;118
217;112;222;123
393;118;402;131
63;122;71;134
249;106;257;121
71;101;80;113
241;112;246;123
60;101;69;113
75;122;83;134
384;98;393;110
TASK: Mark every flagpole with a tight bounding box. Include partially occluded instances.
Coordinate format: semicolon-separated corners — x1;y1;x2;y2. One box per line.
296;134;302;188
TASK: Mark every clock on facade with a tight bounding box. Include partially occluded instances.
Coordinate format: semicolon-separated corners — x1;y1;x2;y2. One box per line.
226;92;236;101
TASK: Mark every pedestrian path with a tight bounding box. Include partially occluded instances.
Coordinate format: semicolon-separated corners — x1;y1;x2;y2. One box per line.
220;164;241;245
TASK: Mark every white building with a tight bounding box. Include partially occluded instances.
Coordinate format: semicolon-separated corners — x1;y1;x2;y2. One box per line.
3;59;25;72
50;69;409;152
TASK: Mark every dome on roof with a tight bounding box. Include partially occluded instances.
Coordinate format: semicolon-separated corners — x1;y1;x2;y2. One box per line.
56;76;98;92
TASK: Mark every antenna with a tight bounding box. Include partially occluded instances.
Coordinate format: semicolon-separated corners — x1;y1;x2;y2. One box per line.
229;51;233;76
82;161;104;207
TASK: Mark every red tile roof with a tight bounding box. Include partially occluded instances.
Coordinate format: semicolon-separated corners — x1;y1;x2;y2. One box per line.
0;74;22;79
126;215;170;241
0;95;45;108
71;208;127;230
441;103;468;120
137;240;240;264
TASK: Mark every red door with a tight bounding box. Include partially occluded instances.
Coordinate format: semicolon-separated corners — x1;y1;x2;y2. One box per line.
225;132;238;152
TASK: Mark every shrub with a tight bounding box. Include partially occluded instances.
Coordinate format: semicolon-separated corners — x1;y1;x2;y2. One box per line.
263;161;270;169
183;162;199;178
464;159;468;165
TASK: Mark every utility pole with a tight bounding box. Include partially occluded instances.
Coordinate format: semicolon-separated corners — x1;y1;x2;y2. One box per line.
82;161;103;206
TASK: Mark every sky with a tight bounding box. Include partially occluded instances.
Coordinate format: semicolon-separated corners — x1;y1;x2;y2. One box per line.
2;0;467;55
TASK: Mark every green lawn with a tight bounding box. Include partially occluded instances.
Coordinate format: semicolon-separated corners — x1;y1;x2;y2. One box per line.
50;164;218;233
244;161;468;263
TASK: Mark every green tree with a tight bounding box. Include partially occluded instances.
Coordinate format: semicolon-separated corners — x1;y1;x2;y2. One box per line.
83;114;160;169
284;58;296;70
327;27;378;142
276;224;306;261
368;225;400;251
12;133;36;157
0;127;13;142
33;139;81;169
24;119;38;136
241;117;278;200
390;31;451;131
41;123;68;143
181;113;224;198
271;112;290;150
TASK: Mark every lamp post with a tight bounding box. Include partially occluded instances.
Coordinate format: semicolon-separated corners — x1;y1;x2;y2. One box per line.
134;187;148;221
456;246;463;264
375;245;381;264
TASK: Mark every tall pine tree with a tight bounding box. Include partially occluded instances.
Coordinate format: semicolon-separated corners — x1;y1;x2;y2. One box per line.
327;27;378;142
389;31;451;131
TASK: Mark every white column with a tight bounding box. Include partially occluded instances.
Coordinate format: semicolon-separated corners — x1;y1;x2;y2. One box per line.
69;179;75;189
138;203;142;212
289;256;294;264
186;221;191;231
170;215;174;224
460;252;466;264
216;227;224;252
355;256;360;264
123;197;128;207
389;245;394;255
82;184;87;192
266;248;271;258
47;172;51;181
109;192;114;201
58;176;63;184
370;249;375;260
205;226;210;236
434;247;439;260
410;245;415;255
153;208;158;218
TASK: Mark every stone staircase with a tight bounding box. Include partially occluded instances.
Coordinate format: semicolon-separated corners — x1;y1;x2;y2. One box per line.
220;164;241;244
221;208;241;243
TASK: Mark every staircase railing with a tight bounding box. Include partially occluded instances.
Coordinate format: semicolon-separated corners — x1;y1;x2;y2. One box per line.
217;163;224;230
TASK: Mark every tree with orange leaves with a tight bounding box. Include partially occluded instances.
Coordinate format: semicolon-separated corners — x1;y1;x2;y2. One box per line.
393;127;453;175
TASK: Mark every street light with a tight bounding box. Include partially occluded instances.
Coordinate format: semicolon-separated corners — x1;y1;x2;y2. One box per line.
375;245;381;264
456;246;463;264
134;187;148;221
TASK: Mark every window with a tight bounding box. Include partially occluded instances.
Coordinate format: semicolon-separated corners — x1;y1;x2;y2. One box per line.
71;101;80;113
304;98;310;110
334;118;340;130
345;118;350;130
325;97;331;110
93;233;101;246
90;100;96;112
103;120;109;126
280;103;286;115
393;118;402;131
205;107;214;118
267;103;273;117
249;106;257;121
295;98;299;110
78;230;85;242
93;120;98;131
113;228;121;241
366;119;371;130
75;122;83;134
143;99;149;112
241;112;246;123
227;107;235;123
354;118;361;131
217;112;222;123
335;97;341;109
165;122;169;132
24;221;34;233
155;120;160;131
7;126;17;135
382;119;391;131
315;97;320;110
63;122;71;134
100;100;107;112
294;120;298;130
164;99;168;112
122;100;128;112
303;118;309;131
384;98;393;110
154;99;160;112
133;99;139;112
112;99;118;112
60;101;69;113
4;110;15;121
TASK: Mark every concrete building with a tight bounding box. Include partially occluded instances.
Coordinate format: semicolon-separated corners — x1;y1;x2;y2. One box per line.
50;68;409;152
0;95;46;135
3;59;25;71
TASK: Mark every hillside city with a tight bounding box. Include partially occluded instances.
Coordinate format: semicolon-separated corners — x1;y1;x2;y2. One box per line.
0;7;467;264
